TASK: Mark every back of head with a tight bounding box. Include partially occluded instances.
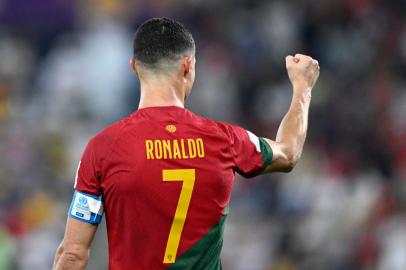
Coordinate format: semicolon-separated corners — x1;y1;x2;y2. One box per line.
133;18;195;73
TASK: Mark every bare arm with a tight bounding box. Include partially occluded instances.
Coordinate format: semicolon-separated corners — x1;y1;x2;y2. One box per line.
53;217;98;270
264;54;320;173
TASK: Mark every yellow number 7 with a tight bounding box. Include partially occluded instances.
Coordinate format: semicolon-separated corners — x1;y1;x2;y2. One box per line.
162;169;196;264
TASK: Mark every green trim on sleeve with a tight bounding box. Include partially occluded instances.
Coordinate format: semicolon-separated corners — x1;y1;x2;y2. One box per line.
258;137;273;168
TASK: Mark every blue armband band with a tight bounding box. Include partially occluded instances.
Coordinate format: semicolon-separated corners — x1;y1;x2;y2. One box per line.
68;190;103;224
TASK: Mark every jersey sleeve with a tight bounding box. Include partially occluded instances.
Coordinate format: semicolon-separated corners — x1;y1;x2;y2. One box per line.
227;125;273;177
68;138;105;224
74;138;103;195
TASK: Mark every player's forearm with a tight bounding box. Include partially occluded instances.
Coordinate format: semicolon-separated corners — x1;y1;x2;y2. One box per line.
275;85;311;164
53;244;89;270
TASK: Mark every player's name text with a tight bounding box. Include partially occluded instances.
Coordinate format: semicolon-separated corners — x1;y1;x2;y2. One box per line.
145;138;205;160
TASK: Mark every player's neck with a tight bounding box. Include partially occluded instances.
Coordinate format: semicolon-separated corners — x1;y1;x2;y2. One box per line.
138;79;186;109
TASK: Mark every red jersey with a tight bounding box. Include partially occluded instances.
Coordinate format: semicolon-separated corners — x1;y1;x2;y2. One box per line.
71;106;273;269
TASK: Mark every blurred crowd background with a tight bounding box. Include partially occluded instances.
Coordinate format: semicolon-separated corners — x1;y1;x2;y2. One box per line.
1;0;406;269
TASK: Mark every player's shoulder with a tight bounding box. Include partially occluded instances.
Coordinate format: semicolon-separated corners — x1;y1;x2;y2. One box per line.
187;110;243;140
88;116;131;149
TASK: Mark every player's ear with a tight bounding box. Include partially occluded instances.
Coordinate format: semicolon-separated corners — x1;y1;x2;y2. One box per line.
182;56;193;78
130;57;139;77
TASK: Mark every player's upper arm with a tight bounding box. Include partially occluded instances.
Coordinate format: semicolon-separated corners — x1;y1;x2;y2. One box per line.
223;122;297;175
53;217;98;270
61;217;98;252
225;124;273;177
54;131;111;269
262;138;296;173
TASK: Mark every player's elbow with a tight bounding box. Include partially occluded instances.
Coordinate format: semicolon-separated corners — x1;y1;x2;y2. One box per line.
54;242;89;269
265;143;301;173
283;157;296;172
281;152;300;172
60;246;88;263
277;158;294;172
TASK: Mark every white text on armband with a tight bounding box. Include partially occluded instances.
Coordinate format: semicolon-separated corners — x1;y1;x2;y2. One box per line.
68;190;103;224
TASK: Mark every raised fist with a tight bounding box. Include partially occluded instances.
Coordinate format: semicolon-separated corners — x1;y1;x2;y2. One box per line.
286;54;320;90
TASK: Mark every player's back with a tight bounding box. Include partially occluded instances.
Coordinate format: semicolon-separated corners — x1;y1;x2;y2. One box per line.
73;106;272;270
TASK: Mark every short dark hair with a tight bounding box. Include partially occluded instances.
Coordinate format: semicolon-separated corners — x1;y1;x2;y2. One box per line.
133;18;195;68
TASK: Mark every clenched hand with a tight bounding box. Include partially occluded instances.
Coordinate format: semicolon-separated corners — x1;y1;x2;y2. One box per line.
286;54;320;90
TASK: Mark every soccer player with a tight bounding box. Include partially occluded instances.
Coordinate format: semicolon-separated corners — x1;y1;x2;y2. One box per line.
53;18;319;270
